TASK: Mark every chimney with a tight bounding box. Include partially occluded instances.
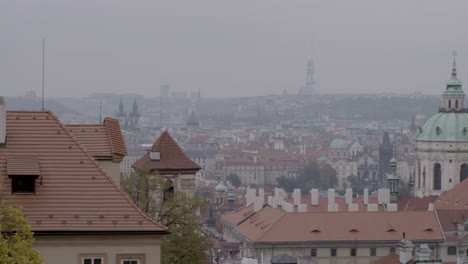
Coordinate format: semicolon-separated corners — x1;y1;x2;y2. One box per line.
399;237;414;264
293;188;301;205
245;188;256;206
387;203;398;212
267;196;277;208
283;201;293;212
428;203;434;211
254;196;263;212
367;204;378;212
363;188;369;205
298;204;307;212
348;203;358;212
416;244;431;262
345;188;353;205
259;188;265;199
378;188;390;204
328;189;335;205
310;189;319;205
0;97;5;145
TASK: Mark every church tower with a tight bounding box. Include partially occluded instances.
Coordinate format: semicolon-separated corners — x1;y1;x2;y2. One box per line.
415;53;468;196
379;132;393;183
116;97;126;128
128;97;141;130
387;152;400;202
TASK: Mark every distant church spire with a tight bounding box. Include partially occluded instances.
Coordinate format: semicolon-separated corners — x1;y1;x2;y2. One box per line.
442;51;464;111
452;50;457;77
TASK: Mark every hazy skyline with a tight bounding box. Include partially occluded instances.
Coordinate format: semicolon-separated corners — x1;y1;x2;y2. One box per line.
1;0;468;98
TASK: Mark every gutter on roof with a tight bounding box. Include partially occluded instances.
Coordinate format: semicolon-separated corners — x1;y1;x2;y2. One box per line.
434;209;446;241
33;230;170;236
253;239;445;247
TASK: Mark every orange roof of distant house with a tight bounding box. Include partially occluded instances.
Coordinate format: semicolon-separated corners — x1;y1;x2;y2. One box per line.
67;117;127;160
372;253;399;264
397;195;438;211
236;211;443;243
1;111;167;233
434;179;468;210
132;131;201;174
435;209;468;232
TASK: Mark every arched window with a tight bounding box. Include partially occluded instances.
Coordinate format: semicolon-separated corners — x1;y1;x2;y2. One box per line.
456;100;459;109
434;163;442;190
461;164;468;182
423;166;426;188
418;162;421;188
449;100;452;108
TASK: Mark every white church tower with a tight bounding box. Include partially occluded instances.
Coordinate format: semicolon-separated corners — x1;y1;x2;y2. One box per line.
415;53;468;196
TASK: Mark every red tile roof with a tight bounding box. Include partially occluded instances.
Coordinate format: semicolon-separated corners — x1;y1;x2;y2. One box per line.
132;131;201;174
1;111;167;233
67;117;127;160
435;179;468;210
7;156;40;176
372;253;399;264
234;210;443;243
435;209;468;232
398;195;438;211
103;117;127;157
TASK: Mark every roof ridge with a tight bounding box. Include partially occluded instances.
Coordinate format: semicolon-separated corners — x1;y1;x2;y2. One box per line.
103;120;115;155
49;111;167;231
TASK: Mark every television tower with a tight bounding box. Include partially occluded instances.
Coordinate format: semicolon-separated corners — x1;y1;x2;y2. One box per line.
299;58;316;95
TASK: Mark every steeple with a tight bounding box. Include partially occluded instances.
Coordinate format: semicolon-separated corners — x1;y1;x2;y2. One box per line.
442;51;464;111
117;97;125;117
388;148;400;202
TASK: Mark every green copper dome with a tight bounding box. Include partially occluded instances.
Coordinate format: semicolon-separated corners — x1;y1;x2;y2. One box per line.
215;182;227;193
329;138;349;149
417;112;468;142
446;76;463;88
445;56;463;92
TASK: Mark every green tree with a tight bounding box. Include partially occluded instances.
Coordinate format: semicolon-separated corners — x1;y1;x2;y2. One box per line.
275;176;295;193
121;168;211;264
276;161;337;193
227;173;241;187
0;204;43;264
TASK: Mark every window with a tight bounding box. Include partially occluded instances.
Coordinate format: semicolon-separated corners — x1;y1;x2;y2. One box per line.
448;246;457;256
370;248;377;256
81;256;104;264
434;163;442;190
390;248;396;254
11;176;37;194
311;248;317;257
331;248;337;257
460;164;468;182
117;254;144;264
122;260;139;264
351;248;356;256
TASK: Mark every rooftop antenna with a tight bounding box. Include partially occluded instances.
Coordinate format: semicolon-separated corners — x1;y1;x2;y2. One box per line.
99;101;102;123
41;38;46;110
160;86;164;131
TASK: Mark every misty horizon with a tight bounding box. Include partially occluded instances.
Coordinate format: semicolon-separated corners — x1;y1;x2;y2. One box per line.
2;0;468;98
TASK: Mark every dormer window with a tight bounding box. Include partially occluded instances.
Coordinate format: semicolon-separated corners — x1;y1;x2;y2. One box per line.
7;156;40;194
149;151;161;161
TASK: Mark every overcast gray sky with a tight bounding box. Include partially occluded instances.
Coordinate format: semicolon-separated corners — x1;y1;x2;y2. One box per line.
1;0;468;98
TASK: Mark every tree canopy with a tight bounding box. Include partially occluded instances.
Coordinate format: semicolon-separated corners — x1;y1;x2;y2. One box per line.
227;173;241;187
121;168;211;264
276;161;337;193
0;204;43;264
